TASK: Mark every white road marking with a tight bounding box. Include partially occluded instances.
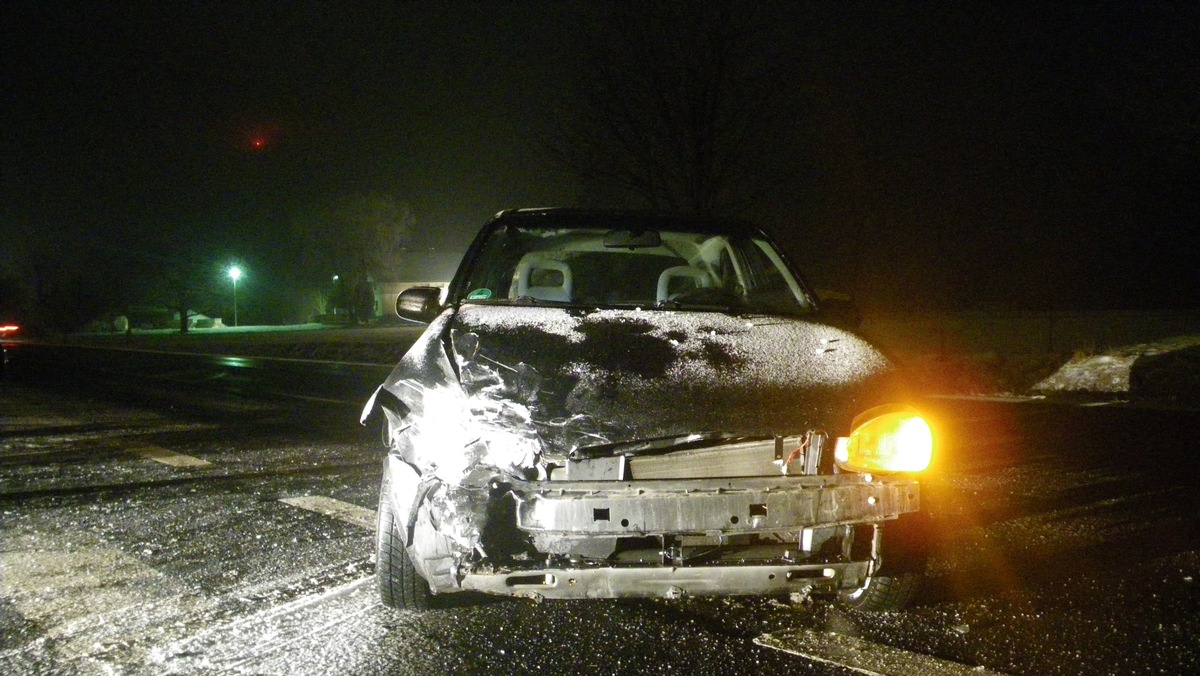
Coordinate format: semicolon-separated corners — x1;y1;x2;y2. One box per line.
755;629;1002;675
126;444;214;468
279;495;377;530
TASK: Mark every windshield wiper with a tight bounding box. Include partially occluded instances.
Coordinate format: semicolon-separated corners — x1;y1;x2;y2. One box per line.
654;299;735;312
513;296;571;305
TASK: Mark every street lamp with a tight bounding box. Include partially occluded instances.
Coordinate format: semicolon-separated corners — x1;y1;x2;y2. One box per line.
228;266;242;327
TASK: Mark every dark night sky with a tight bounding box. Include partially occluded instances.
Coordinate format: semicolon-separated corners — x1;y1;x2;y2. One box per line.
3;1;1198;313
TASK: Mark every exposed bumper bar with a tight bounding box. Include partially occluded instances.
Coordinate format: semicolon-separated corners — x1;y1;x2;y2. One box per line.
513;475;920;536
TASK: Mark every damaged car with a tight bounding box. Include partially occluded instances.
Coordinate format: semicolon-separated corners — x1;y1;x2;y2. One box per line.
362;208;934;611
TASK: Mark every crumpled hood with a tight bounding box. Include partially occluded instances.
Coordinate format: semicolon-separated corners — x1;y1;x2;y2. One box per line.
389;304;906;462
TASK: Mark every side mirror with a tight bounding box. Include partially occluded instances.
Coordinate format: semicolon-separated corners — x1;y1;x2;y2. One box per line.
395;287;442;323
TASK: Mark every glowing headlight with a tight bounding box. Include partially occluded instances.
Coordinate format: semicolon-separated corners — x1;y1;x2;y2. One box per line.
834;407;933;473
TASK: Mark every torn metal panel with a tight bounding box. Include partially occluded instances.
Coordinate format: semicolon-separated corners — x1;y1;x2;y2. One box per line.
384;456;422;543
380;312;543;482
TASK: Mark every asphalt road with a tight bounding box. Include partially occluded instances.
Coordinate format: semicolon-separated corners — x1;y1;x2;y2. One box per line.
2;344;1199;675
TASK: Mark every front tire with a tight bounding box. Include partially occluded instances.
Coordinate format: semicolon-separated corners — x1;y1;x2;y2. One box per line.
838;514;930;611
838;571;923;611
376;473;436;610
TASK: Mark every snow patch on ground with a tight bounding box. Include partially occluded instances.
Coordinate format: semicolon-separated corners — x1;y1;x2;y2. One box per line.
1033;335;1200;400
1033;354;1138;393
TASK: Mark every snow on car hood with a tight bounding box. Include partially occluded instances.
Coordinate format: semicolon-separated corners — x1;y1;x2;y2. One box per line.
380;304;907;478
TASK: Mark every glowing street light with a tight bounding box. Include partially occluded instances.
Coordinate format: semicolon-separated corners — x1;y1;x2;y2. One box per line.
228;265;243;327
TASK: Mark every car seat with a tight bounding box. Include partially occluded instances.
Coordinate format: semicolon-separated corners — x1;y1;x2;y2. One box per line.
656;265;712;303
515;254;574;302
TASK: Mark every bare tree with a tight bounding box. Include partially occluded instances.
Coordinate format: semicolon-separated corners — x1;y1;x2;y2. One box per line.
545;2;790;216
284;192;414;319
21;225;126;332
292;192;413;280
126;237;226;333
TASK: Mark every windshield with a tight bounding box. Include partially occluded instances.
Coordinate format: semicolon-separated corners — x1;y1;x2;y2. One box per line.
453;226;814;316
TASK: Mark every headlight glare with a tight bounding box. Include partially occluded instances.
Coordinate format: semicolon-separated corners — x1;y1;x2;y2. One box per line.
836;408;933;473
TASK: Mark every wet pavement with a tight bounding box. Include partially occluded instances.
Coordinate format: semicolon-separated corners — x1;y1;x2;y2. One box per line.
3;350;1200;674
